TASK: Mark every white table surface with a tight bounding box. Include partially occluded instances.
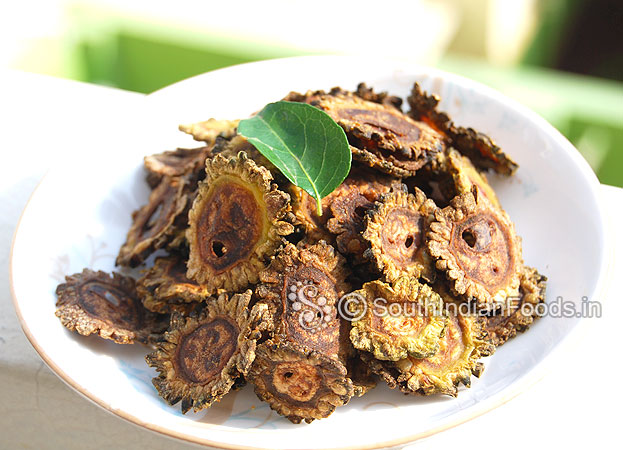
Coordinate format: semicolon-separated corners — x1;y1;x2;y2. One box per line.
1;70;621;450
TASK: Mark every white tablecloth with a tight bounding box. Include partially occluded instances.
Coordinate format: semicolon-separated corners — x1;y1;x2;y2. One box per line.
1;70;621;450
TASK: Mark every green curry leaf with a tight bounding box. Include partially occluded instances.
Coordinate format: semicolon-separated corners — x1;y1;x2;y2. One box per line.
238;101;351;215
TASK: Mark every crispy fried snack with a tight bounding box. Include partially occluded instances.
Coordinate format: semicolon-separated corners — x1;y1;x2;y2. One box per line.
431;279;494;357
284;83;402;109
326;185;374;260
428;189;522;308
144;146;212;189
363;186;438;283
346;355;377;397
350;279;447;361
286;86;445;176
248;340;353;424
55;269;167;344
146;290;272;413
186;153;294;292
406;148;501;210
213;135;279;175
407;82;518;175
289;184;336;243
137;255;211;314
117;176;190;267
289;166;399;249
256;242;350;357
178;118;239;143
311;92;445;177
326;168;401;263
252;242;354;422
368;310;490;396
353;82;403;109
444;149;501;208
481;265;547;347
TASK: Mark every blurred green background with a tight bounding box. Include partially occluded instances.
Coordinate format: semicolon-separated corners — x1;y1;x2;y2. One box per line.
3;0;622;186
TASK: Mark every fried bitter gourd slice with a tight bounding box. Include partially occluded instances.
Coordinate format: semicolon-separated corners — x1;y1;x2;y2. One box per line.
186;152;294;292
431;279;495;357
213;134;287;184
326;185;375;261
55;269;167;344
363;185;438;283
248;340;353;424
117;175;189;267
144;146;212;189
406;148;502;210
289;184;335;243
137;255;211;314
309;90;445;177
367;309;490;396
252;242;354;422
283;83;402;110
289;166;399;248
146;119;238;189
285;84;445;176
256;241;351;356
178;118;239;143
353;82;403;109
350;278;447;361
482;265;547;347
427;189;522;309
346;355;377;397
443;148;501;209
326;168;401;263
407;82;518;175
403;153;454;208
146;290;272;414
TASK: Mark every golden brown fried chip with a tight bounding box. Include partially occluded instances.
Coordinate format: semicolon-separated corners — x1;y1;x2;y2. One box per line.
248;340;353;424
431;279;495;357
144;146;212;189
55;269;167;344
137;255;211;314
178;118;239;143
146;290;272;413
368;310;490;396
363;186;438;283
213;134;285;182
428;189;523;308
285;85;445;176
406;148;501;210
353;82;403;109
256;241;351;358
326;169;401;263
444;149;501;209
407;82;518;175
289;167;398;248
284;84;402;109
402;151;454;208
117;176;190;267
186;152;294;293
481;265;547;347
350;279;447;361
347;355;377;397
309;92;445;176
326;185;374;261
289;184;335;243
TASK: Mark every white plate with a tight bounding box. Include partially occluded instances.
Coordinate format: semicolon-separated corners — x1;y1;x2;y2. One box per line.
10;56;609;449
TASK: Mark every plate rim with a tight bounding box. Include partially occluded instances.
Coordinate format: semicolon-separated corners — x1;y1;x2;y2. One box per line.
9;55;612;450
